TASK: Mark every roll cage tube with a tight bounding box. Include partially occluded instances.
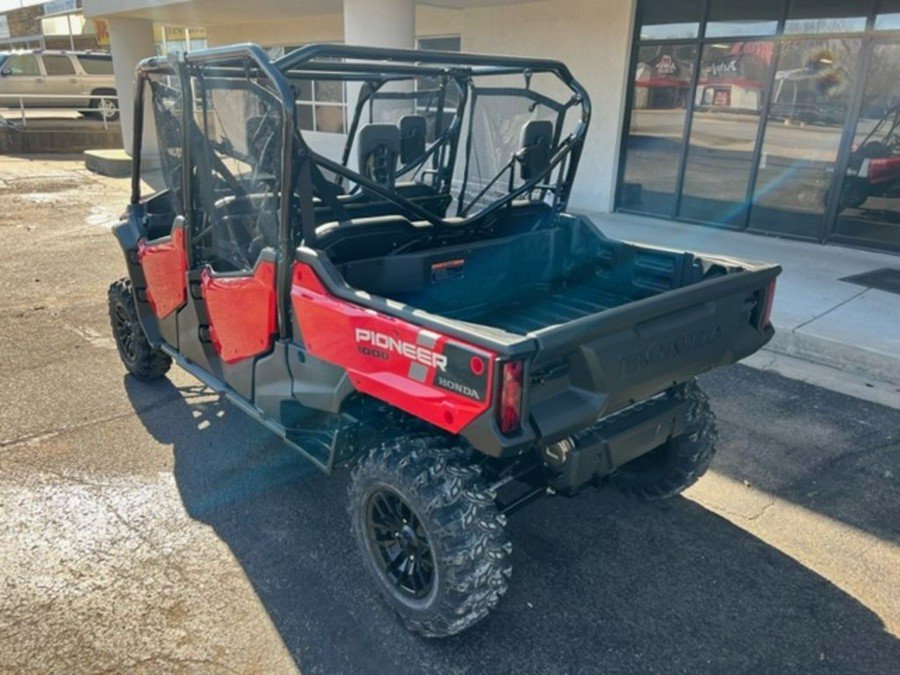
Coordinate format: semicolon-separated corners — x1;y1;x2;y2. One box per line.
274;43;591;232
131;43;591;337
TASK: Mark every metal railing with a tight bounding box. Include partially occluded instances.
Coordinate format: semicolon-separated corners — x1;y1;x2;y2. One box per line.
0;92;119;130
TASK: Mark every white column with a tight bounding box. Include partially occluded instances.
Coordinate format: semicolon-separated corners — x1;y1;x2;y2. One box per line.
107;17;157;155
343;0;415;49
342;0;416;167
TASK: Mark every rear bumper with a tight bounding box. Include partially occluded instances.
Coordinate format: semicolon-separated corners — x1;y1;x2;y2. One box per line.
543;391;689;492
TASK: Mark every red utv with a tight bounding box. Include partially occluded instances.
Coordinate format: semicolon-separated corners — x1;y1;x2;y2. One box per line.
108;44;779;637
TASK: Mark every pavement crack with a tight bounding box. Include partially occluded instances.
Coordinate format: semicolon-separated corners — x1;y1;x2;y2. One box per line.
0;392;185;450
748;497;776;521
699;495;777;523
793;287;869;331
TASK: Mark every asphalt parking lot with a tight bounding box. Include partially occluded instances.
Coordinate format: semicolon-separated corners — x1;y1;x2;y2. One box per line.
1;156;898;674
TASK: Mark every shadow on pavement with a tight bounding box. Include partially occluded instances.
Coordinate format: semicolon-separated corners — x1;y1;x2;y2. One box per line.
700;365;900;545
126;376;900;675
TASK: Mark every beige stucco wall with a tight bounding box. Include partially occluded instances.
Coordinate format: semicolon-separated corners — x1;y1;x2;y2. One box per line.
205;5;464;47
460;0;635;212
205;13;343;47
416;5;463;37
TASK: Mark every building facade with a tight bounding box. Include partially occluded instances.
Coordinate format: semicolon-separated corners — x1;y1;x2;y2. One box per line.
621;0;900;253
81;0;900;254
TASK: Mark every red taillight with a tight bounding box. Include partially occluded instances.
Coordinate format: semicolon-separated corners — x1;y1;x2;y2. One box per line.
759;278;777;329
497;360;524;435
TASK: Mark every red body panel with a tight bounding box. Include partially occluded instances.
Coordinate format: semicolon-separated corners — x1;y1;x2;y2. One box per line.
867;156;900;185
137;227;187;318
290;262;495;434
201;260;277;364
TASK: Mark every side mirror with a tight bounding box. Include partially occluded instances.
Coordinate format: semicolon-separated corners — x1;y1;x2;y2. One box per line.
0;67;11;77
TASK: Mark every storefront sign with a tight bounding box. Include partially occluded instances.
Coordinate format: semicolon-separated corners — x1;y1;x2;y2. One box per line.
710;59;739;78
656;54;676;75
94;18;109;46
43;0;77;15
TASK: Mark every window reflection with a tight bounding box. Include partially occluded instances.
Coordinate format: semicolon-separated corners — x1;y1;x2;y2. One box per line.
748;39;860;237
783;0;869;34
639;0;703;40
705;0;781;38
875;0;900;30
620;44;697;216
833;43;900;248
680;41;773;225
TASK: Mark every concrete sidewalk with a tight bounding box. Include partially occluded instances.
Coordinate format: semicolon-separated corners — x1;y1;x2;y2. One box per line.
585;211;900;389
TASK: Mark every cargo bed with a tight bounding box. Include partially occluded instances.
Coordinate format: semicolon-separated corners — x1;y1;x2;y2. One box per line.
448;275;632;333
327;210;780;449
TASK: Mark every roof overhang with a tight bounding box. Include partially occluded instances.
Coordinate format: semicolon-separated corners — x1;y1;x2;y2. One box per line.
83;0;536;24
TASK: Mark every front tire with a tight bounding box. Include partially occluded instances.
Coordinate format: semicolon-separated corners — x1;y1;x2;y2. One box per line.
611;381;717;500
89;89;119;122
348;436;512;637
108;278;171;381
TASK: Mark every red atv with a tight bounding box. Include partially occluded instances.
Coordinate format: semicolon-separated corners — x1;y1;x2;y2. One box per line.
109;44;779;637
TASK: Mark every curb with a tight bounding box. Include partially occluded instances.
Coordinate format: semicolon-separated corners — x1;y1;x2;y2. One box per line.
764;328;900;388
84;149;131;178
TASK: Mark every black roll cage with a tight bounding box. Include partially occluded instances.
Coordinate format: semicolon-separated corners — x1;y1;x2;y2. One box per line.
130;42;592;338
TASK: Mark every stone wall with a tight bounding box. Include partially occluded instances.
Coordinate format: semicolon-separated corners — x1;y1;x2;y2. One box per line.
4;5;43;39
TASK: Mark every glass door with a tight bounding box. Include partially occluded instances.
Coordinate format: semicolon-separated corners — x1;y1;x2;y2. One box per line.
830;41;900;251
679;40;774;227
619;43;699;217
747;37;861;238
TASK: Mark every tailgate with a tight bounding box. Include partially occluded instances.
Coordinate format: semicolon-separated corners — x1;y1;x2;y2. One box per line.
524;265;780;444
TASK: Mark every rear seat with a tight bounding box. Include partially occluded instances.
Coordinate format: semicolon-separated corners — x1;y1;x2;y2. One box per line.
314;215;432;263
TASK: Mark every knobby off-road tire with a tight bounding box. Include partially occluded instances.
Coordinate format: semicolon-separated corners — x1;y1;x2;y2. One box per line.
611;381;717;500
348;436;512;637
108;278;172;381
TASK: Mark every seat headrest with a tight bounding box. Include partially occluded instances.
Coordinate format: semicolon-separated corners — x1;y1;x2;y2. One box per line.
517;119;554;181
399;115;428;165
358;124;400;186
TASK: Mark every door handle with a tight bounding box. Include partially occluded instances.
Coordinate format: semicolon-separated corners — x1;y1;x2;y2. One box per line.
34;78;44;83
69;78;78;83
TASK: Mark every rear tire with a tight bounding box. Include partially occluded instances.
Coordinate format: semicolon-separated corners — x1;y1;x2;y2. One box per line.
348;435;512;637
108;278;171;381
611;381;717;500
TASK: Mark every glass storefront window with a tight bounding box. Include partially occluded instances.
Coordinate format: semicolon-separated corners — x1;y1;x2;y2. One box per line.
639;0;704;40
875;0;900;30
784;0;871;35
680;41;774;225
748;38;860;237
705;0;781;38
832;42;900;250
621;1;900;251
620;44;698;216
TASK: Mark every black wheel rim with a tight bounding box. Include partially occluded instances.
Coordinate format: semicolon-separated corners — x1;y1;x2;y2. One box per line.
366;489;435;599
113;302;137;364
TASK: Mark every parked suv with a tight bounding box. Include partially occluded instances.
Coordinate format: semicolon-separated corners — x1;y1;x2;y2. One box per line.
0;49;118;120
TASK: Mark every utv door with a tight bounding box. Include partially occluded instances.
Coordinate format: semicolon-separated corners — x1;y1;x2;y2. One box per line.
183;60;286;398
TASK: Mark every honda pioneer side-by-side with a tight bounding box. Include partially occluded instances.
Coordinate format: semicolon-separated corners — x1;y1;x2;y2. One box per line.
108;44;780;637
